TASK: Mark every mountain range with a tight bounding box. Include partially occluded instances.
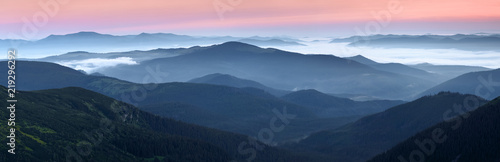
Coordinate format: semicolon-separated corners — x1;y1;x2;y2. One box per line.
38;48;190;63
281;89;405;118
0;86;325;161
345;55;492;86
330;34;500;51
3;60;498;161
2;32;498;161
93;42;434;100
410;63;491;80
287;92;487;161
330;34;500;43
1;61;405;143
369;96;500;162
419;68;500;100
29;40;495;101
1;32;304;58
345;55;442;83
237;38;305;46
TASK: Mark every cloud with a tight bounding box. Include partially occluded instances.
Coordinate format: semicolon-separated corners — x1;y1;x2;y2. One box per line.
57;57;138;73
343;46;500;69
275;40;500;69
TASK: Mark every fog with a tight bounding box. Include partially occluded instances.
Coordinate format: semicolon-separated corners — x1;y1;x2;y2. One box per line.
265;40;500;69
56;57;138;73
18;36;500;72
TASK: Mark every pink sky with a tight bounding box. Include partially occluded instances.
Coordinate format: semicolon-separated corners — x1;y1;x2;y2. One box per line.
1;0;500;39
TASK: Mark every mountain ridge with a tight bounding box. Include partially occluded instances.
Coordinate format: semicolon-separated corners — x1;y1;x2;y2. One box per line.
0;86;285;161
418;68;500;100
1;32;305;58
369;96;500;162
288;92;488;162
281;89;405;117
188;73;290;96
0;61;365;143
99;42;433;100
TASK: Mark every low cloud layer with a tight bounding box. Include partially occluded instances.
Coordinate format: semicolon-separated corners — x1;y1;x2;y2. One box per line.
57;57;138;73
274;40;500;69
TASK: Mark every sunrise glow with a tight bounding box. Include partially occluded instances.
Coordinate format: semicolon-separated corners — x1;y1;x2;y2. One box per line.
1;0;499;39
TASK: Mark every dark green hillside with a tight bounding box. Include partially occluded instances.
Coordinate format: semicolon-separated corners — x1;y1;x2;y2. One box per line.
0;87;229;161
369;96;500;162
290;92;487;162
0;87;318;161
2;61;363;143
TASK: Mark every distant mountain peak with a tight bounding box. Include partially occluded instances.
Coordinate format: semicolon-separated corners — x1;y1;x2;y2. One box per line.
135;32;159;38
65;31;109;37
416;62;433;66
66;51;90;54
43;31;112;40
219;41;259;47
190;73;247;82
137;32;177;36
352;54;368;59
137;32;152;36
284;89;339;100
74;31;103;35
346;55;378;65
206;41;263;52
237;38;306;46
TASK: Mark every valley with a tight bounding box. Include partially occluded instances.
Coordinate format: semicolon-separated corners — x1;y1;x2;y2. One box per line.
1;32;499;162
